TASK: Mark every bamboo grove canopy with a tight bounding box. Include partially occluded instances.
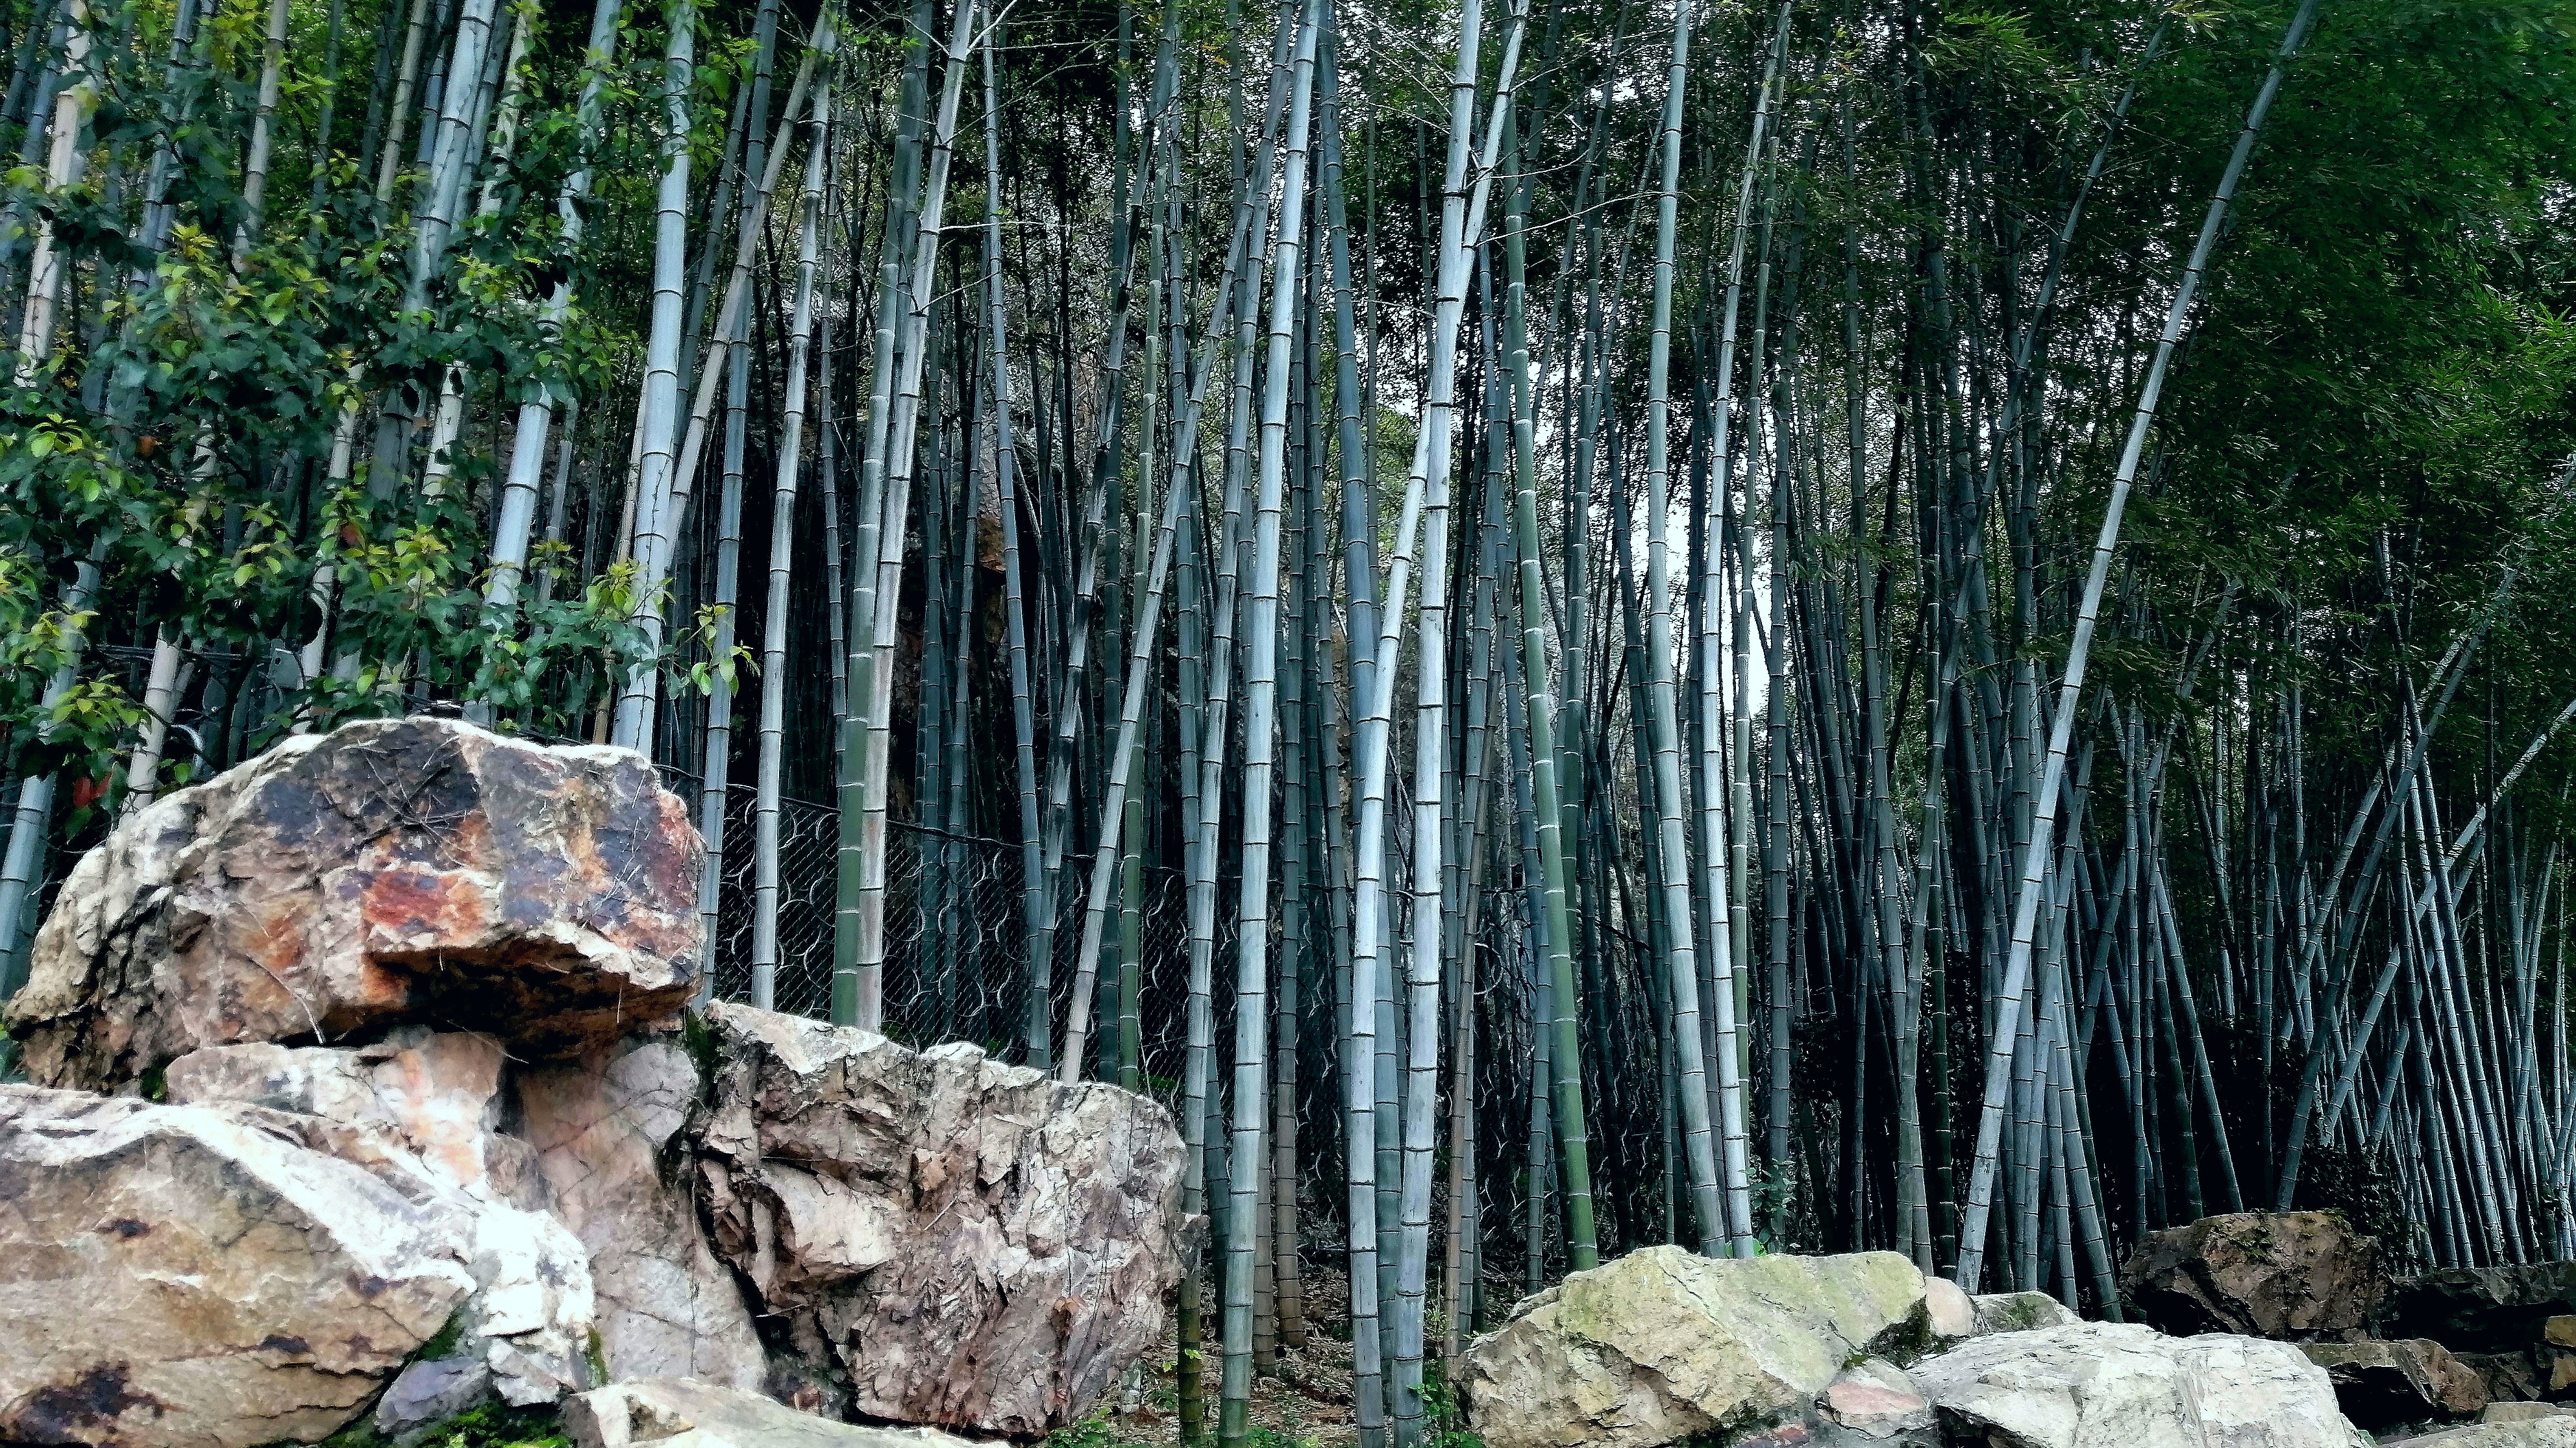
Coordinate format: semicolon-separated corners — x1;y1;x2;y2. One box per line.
2;0;2575;1442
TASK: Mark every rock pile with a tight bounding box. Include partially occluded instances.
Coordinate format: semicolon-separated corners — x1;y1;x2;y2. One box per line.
0;719;1187;1448
2383;1263;2576;1405
2117;1209;2576;1429
1460;1247;2366;1448
1461;1210;2576;1448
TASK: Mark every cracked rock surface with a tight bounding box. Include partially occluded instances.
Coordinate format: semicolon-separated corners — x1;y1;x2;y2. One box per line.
1459;1246;1931;1448
693;1002;1187;1438
0;1086;484;1448
2120;1210;2387;1341
518;1035;767;1391
1911;1320;2369;1448
6;717;701;1093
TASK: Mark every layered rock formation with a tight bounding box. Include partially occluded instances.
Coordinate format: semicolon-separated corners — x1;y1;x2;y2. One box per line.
0;719;1188;1448
693;1002;1187;1436
517;1037;768;1392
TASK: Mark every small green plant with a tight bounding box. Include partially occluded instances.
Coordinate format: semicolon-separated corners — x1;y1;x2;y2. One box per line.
414;1310;468;1365
1420;1364;1487;1448
411;1404;571;1448
1043;1411;1119;1448
297;1401;567;1448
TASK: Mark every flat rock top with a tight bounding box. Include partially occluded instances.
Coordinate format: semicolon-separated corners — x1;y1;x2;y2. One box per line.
8;717;704;1091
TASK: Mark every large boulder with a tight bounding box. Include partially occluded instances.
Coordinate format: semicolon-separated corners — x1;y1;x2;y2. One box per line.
691;1003;1187;1437
1458;1247;1931;1448
6;717;702;1092
163;1027;544;1206
2303;1340;2490;1429
2387;1265;2576;1354
1911;1321;2368;1448
565;1378;987;1448
0;1085;593;1447
151;1031;601;1435
517;1035;767;1392
2119;1211;2386;1340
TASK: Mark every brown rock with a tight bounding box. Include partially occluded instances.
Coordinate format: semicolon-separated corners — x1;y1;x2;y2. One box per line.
517;1035;767;1390
693;1002;1187;1438
1816;1359;1937;1447
2549;1318;2576;1349
2549;1350;2576;1400
6;717;702;1092
2462;1352;2545;1406
2118;1210;2386;1339
2303;1339;2488;1429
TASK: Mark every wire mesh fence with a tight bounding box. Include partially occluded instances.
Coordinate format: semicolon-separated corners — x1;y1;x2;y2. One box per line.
6;722;1714;1297
697;785;1198;1068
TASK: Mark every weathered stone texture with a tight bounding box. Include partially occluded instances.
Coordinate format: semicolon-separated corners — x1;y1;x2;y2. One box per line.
693;1003;1187;1438
7;717;700;1092
1459;1246;1931;1448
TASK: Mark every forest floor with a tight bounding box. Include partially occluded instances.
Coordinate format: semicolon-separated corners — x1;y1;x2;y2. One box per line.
1071;1268;1371;1448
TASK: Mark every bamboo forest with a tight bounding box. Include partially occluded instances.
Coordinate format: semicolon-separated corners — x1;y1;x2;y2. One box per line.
2;0;2575;1438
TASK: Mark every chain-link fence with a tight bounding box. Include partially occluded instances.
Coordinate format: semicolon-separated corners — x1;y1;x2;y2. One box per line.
695;785;1197;1070
6;711;1694;1295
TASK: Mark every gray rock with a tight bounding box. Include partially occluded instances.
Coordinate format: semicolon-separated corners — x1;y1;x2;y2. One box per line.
377;1358;497;1443
2386;1417;2576;1448
1911;1320;2368;1448
517;1035;767;1392
1458;1247;1933;1448
2482;1405;2576;1425
2303;1338;2488;1429
6;718;703;1094
1968;1292;2078;1335
564;1378;990;1448
2120;1211;2387;1340
692;1003;1187;1437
